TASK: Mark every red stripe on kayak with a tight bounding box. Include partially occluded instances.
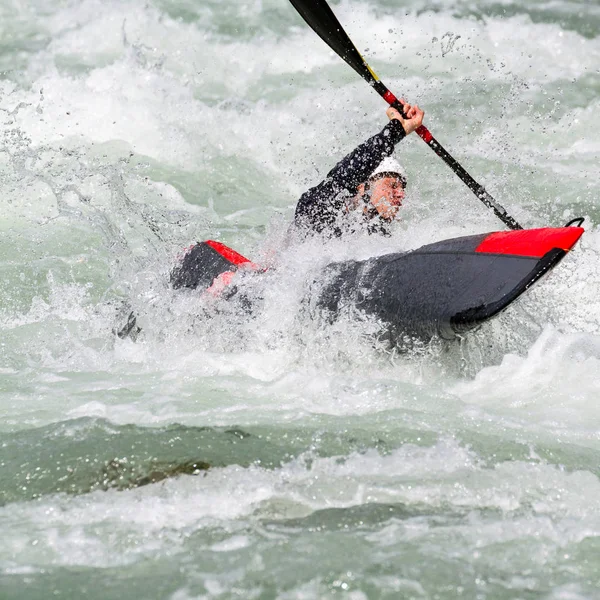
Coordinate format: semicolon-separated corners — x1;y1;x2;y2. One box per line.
476;227;584;258
205;240;252;266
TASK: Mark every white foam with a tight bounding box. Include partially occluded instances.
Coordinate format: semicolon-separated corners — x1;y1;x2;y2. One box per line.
2;439;599;569
1;0;599;590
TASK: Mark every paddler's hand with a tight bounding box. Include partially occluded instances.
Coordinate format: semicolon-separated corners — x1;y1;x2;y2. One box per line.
387;101;424;136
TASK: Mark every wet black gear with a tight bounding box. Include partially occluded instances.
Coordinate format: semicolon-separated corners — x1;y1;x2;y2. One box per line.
293;119;406;236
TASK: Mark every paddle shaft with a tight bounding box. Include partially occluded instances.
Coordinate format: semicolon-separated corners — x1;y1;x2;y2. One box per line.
288;0;522;231
375;83;523;231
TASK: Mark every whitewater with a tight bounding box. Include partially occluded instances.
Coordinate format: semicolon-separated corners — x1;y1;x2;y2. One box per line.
1;0;599;598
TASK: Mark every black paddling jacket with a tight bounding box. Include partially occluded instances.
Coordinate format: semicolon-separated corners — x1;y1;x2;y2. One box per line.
294;119;407;236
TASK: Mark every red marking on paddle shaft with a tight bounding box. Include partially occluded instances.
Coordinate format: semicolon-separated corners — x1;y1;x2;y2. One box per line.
383;90;397;105
476;227;584;258
416;126;433;143
383;91;433;144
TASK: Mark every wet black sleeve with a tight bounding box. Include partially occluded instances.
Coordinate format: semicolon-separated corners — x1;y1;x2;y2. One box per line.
294;119;406;234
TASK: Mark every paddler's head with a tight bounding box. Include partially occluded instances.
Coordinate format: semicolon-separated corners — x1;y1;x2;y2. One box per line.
356;157;407;222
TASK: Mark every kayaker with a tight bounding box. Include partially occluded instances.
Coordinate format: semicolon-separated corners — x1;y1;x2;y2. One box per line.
294;101;425;237
166;102;425;299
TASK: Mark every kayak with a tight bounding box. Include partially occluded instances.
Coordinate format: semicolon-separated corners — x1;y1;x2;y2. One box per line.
314;225;583;340
168;223;584;342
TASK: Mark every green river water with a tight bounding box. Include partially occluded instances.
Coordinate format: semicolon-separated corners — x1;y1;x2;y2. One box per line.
1;0;600;598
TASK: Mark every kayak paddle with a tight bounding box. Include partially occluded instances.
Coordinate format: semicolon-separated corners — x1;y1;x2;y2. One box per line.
288;0;522;231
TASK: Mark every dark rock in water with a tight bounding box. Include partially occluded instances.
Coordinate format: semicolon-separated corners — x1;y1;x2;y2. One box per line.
100;458;211;491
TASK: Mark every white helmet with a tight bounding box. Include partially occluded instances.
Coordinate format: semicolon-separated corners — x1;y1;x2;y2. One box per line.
369;157;406;182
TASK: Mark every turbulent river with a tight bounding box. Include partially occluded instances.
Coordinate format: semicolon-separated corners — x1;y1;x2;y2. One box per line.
1;0;600;598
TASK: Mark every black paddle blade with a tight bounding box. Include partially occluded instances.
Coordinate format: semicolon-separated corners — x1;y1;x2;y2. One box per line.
288;0;523;231
288;0;379;85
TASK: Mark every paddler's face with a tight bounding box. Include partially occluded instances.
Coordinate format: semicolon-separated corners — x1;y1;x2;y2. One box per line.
368;176;406;221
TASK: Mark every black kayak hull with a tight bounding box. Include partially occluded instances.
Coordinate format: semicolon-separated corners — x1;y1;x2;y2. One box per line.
314;234;574;340
168;226;584;342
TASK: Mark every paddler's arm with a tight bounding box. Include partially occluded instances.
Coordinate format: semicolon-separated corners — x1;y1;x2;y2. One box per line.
294;104;423;233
